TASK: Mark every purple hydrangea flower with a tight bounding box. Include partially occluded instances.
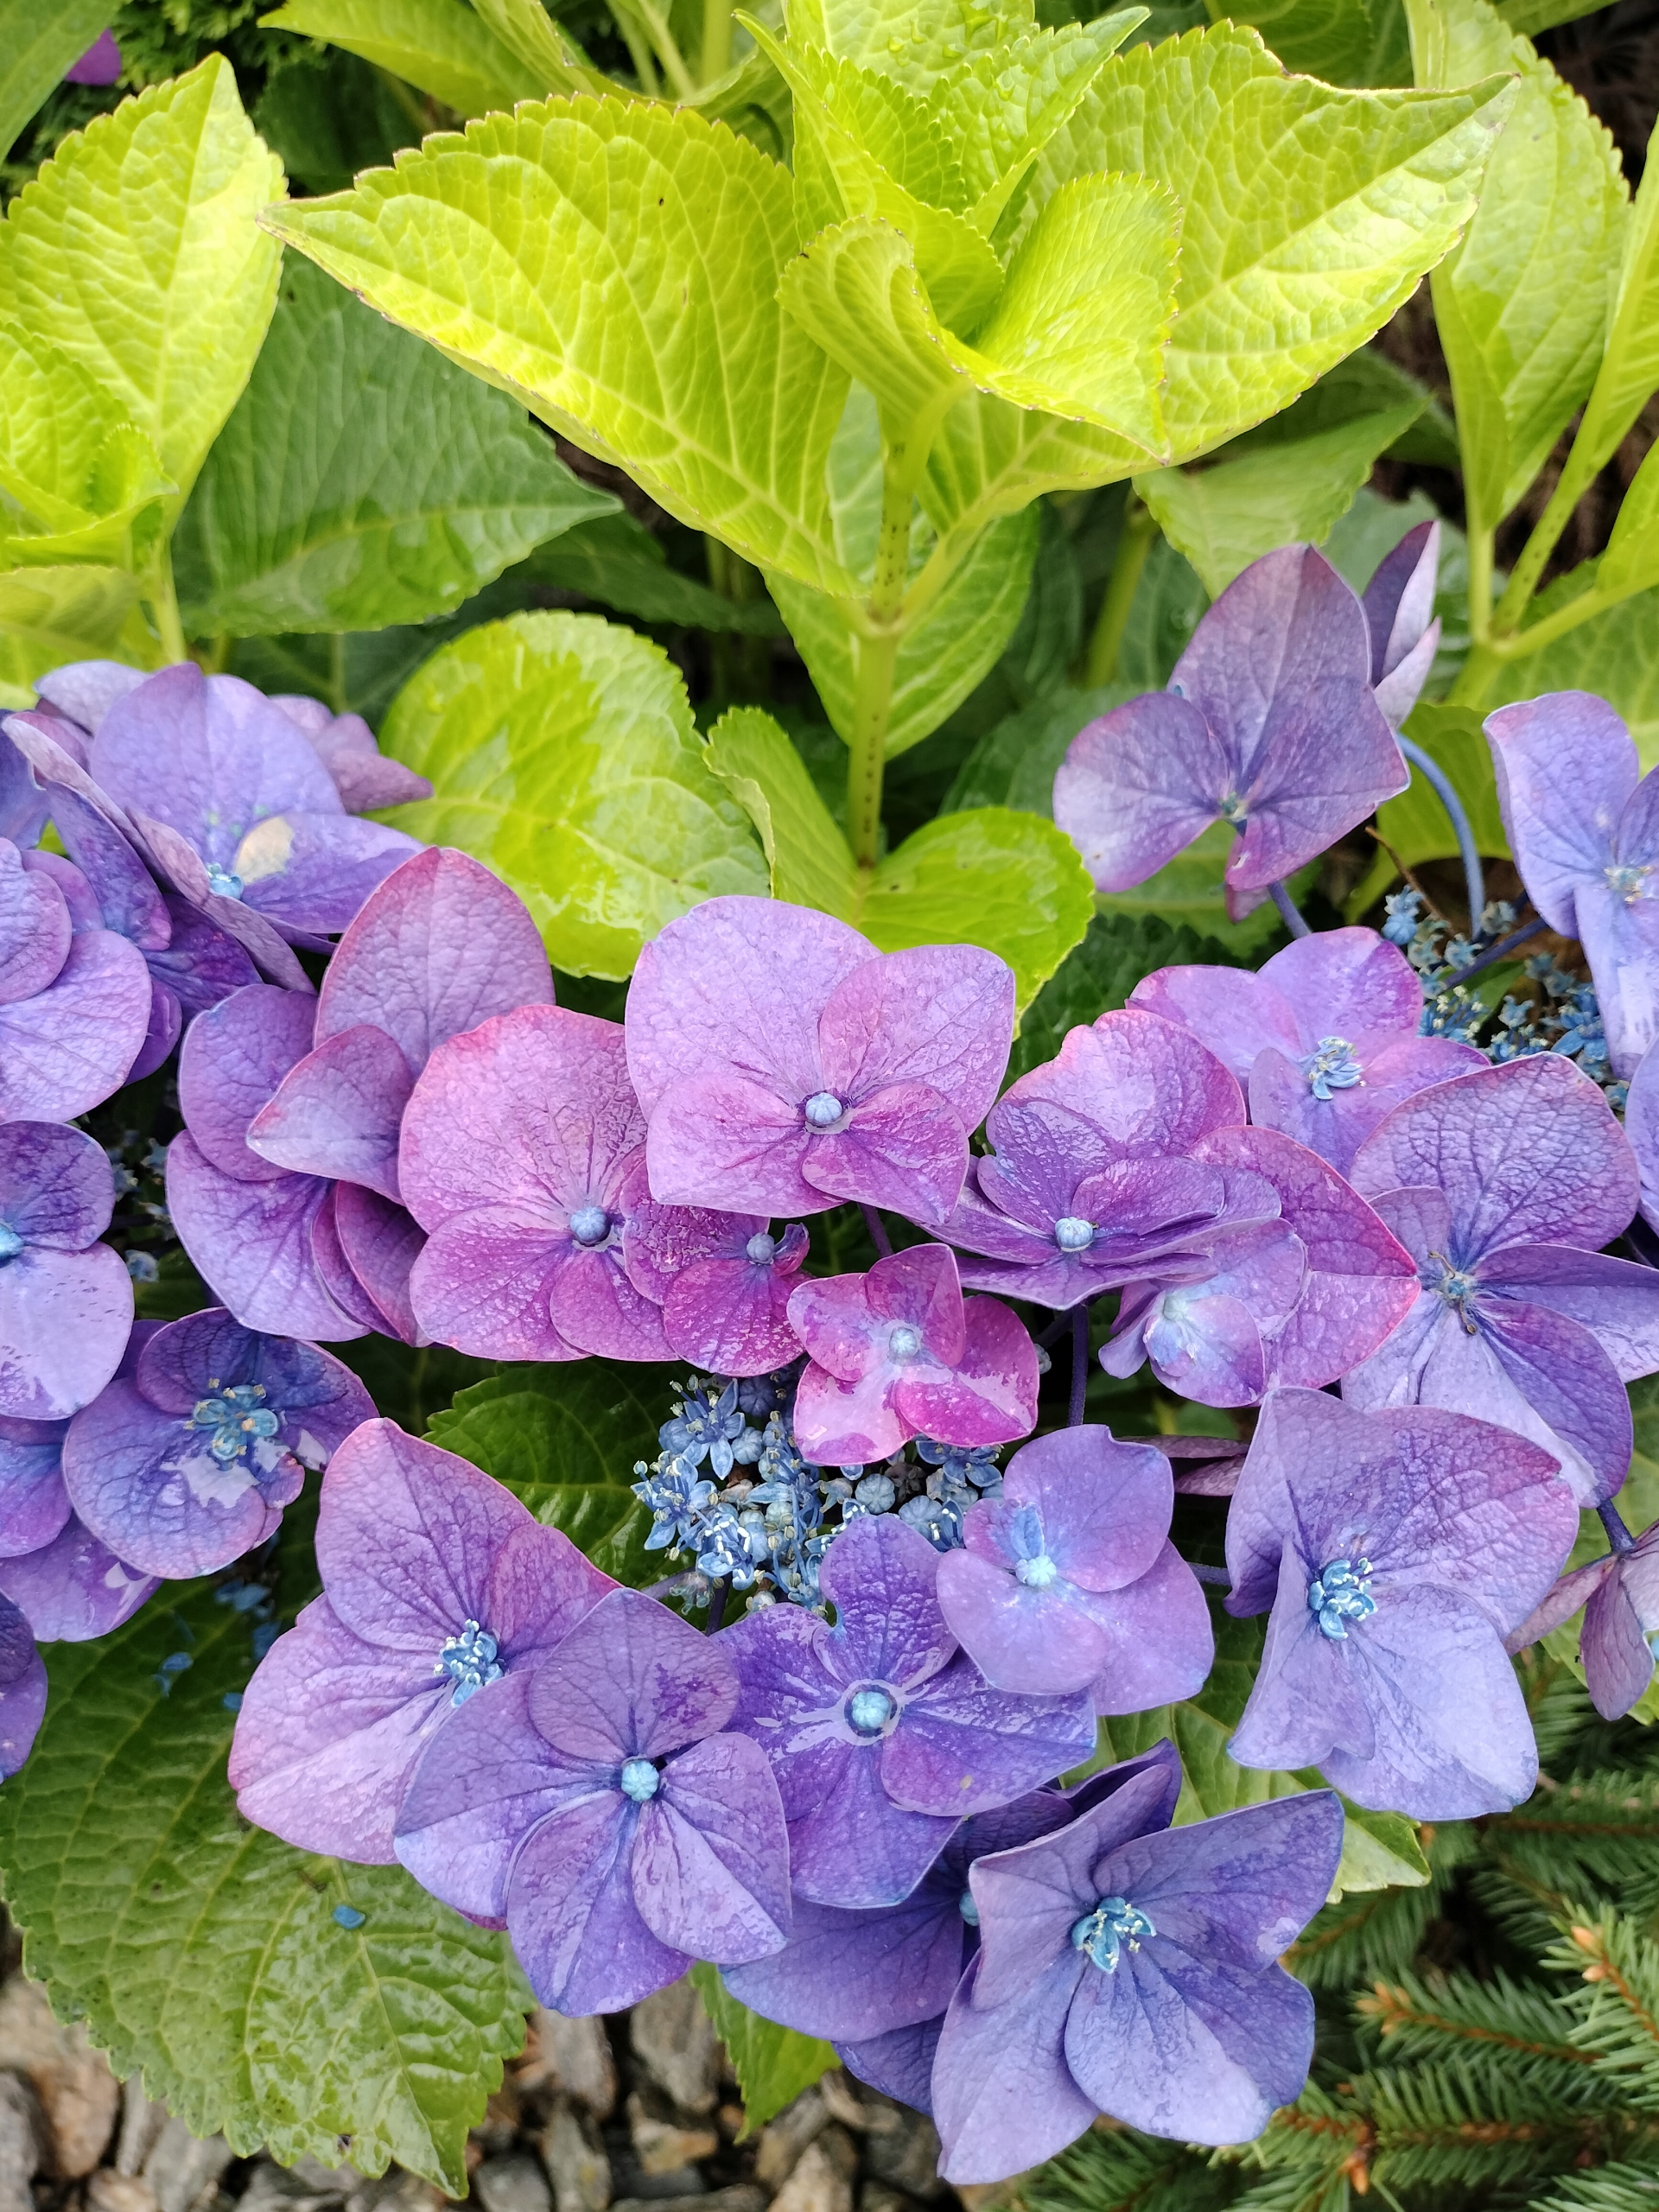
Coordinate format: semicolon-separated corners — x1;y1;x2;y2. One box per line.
1363;520;1441;728
0;1513;157;1642
724;1741;1184;2101
621;1193;809;1376
401;1004;673;1362
1485;691;1659;1077
1505;1520;1659;1722
1225;1387;1578;1816
0;1598;46;1777
85;663;421;950
0;1415;72;1560
626;897;1014;1225
1343;1053;1659;1504
785;1243;1039;1465
5;712;257;1076
1101;1123;1417;1407
940;1008;1253;1309
0;833;149;1118
394;1586;792;2012
244;846;553;1205
0;1122;132;1421
61;1306;373;1579
1053;547;1406;919
722;1514;1096;1910
935;1428;1212;1710
229;1418;615;1863
1128;929;1484;1174
931;1774;1343;2179
1624;1042;1659;1236
264;694;432;814
65;29;121;83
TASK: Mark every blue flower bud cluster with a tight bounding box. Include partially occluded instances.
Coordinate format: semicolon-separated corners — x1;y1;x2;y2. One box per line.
632;1368;1005;1611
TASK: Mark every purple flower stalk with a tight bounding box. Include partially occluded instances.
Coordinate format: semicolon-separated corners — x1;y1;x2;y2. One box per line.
0;1122;133;1421
724;1741;1185;2112
785;1243;1039;1465
1485;690;1659;1077
722;1515;1096;1910
1343;1053;1659;1504
1054;547;1406;919
0;834;149;1118
400;1005;673;1362
935;1428;1212;1710
626;897;1014;1226
931;1770;1343;2179
395;1586;791;2012
1129;929;1484;1174
61;1306;373;1579
1225;1388;1578;1817
621;1196;809;1376
230;1419;616;1863
1363;520;1440;728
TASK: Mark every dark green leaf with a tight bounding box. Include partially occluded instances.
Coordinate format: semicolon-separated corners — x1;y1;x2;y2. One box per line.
943;683;1124;817
1007;910;1246;1084
524;514;785;636
175;257;616;638
689;1964;836;2134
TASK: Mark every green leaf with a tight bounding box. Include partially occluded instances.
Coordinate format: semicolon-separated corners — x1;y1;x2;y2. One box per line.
689;1965;836;2134
252;50;415;199
1135;402;1421;600
1098;820;1313;956
0;564;152;690
855;804;1093;1015
0;323;175;566
1219;0;1411;86
1592;438;1659;606
1007;909;1245;1084
944;681;1123;816
770;506;1039;760
1563;111;1659;483
266;99;855;595
1375;700;1510;872
0;1578;527;2192
378;608;768;979
524;513;785;635
1494;0;1609;35
1484;577;1659;768
1332;1805;1432;1896
260;0;548;114
0;57;284;506
702;705;861;915
0;1;111;167
1410;0;1626;524
173;256;615;638
424;1361;671;1583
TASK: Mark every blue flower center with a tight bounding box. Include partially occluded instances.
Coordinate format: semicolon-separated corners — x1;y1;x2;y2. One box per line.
1301;1036;1363;1101
204;862;244;899
1014;1552;1059;1589
887;1324;921;1359
620;1757;661;1802
846;1684;895;1737
958;1889;979;1926
1071;1896;1155;1972
187;1382;280;1465
1605;861;1653;902
0;1224;22;1265
803;1092;844;1130
1218;793;1248;827
569;1205;611;1247
1053;1216;1096;1252
1307;1557;1376;1640
1427;1250;1480;1333
435;1619;503;1707
746;1231;777;1263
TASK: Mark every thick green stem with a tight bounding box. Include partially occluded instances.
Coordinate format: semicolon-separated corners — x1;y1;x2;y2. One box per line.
1465;522;1495;652
608;3;660;94
1082;493;1155;687
1492;439;1599;635
146;549;187;664
846;471;912;872
633;0;696;98
701;0;731;83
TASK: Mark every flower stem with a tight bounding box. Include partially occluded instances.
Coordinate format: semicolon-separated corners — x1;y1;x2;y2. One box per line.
700;0;731;81
1452;916;1546;981
146;548;187;664
1069;1305;1089;1427
860;1203;893;1259
1599;1501;1637;1557
1081;494;1155;688
846;467;912;871
1398;734;1484;924
1268;880;1312;939
1189;1562;1231;1588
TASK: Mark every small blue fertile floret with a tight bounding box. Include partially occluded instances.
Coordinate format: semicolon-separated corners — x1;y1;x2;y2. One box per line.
1070;1895;1155;1973
1306;1559;1376;1640
435;1619;503;1707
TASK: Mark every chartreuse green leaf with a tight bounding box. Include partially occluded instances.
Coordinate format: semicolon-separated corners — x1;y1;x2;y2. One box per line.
173;257;615;638
261;0;549;114
690;1963;836;2133
0;566;154;693
1592;440;1659;607
1375;701;1510;877
0;1575;528;2191
923;25;1511;538
425;1362;670;1584
1409;0;1625;525
703;707;861;915
0;0;112;169
0;325;175;567
1484;578;1659;767
266;99;854;596
0;57;283;507
378;610;767;978
1563;109;1659;482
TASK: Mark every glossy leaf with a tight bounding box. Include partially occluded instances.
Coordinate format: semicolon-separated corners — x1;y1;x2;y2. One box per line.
0;323;175;566
1376;701;1510;871
261;0;546;115
0;0;114;175
944;682;1126;817
690;1964;836;2135
525;514;785;636
267;99;854;595
424;1362;671;1586
0;56;283;505
173;257;616;638
0;1573;528;2191
703;706;861;916
379;610;767;978
1224;0;1411;86
0;564;152;692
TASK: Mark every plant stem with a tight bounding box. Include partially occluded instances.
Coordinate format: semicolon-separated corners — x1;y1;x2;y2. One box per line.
700;0;731;82
1189;1562;1231;1588
607;1;660;93
146;549;187;664
1269;880;1312;939
1452;916;1546;981
1599;1501;1637;1557
1465;523;1496;651
1081;493;1155;688
846;467;912;871
632;0;696;97
1398;734;1485;924
860;1204;893;1259
1069;1305;1089;1427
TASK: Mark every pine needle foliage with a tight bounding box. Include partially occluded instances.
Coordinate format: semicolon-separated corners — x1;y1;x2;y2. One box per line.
1015;1668;1659;2212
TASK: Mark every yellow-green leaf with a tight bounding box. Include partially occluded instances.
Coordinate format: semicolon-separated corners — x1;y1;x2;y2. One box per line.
0;322;175;567
0;565;154;691
261;0;548;114
702;706;860;916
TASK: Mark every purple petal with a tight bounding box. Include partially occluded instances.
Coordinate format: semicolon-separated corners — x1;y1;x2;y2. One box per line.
129;813;314;993
644;1067;823;1215
800;1078;974;1226
1127;964;1299;1080
511;1790;691;2014
407;1208;585;1363
0;930;149;1119
1364;521;1439;683
1573;880;1659;1078
34;661;145;734
165;1134;369;1341
332;1184;427;1344
1627;1044;1659;1232
0;1416;70;1558
237;811;423;937
893;1295;1039;1449
179;982;318;1181
818;943;1014;1134
1054;690;1230;893
1249;1033;1486;1176
0;1121;115;1249
247;1023;413;1199
935;1548;1112;1695
836;2020;942;2115
150;894;260;1015
998;1427;1174;1592
22;761;169;950
632;1732;791;1963
933;1951;1096;2183
310;1184;399;1337
0;1243;132;1421
1257;927;1425;1046
270;696;433;813
525;1587;738;1761
882;1653;1094;1818
1474;1294;1635;1508
725;1881;968;2043
661;1252;802;1376
1484;690;1635;935
1014;1008;1243;1152
1078;1541;1215;1715
791;1359;909;1465
0;1599;44;1777
1583;1557;1659;1721
0;1511;155;1641
0;840;70;1001
819;1514;958;1689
